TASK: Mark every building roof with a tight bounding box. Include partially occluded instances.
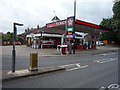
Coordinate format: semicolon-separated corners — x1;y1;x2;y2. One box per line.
51;16;60;22
23;17;111;38
34;27;65;35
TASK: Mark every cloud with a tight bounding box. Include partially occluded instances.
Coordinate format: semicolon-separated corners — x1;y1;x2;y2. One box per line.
76;2;113;24
0;0;114;34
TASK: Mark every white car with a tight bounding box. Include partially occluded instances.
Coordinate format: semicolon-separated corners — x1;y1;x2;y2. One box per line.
96;41;104;46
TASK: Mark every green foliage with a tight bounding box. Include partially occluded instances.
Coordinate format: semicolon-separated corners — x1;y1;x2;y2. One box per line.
2;32;26;45
0;34;2;39
2;32;13;42
113;1;120;19
100;1;120;45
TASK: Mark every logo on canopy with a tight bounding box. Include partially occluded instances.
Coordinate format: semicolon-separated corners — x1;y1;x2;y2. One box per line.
67;18;74;26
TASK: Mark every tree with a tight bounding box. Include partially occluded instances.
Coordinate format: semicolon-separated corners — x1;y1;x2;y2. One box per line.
2;32;13;42
113;1;120;19
100;1;120;45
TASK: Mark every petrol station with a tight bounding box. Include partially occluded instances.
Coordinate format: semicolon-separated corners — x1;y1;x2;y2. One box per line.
45;16;109;55
26;16;109;55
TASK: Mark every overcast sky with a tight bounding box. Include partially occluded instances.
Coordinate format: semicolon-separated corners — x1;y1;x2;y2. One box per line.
0;0;114;34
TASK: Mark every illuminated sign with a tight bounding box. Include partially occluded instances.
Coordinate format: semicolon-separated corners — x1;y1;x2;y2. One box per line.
46;20;66;28
68;32;72;35
66;16;75;36
67;18;74;26
67;27;73;32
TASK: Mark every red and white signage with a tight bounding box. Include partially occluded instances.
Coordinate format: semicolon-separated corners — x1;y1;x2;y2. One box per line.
46;20;66;28
67;18;74;26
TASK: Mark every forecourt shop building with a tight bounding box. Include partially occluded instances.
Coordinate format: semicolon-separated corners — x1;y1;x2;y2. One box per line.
26;16;109;53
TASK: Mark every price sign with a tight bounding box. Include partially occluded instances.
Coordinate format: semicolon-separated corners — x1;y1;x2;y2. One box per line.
66;16;75;35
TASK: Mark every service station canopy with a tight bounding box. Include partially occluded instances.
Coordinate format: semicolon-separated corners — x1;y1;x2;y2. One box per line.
45;19;110;38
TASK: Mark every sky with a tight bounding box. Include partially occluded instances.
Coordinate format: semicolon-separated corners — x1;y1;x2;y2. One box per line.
0;0;114;34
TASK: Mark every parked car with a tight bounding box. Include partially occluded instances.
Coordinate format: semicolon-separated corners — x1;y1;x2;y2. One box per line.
12;41;21;45
96;41;104;46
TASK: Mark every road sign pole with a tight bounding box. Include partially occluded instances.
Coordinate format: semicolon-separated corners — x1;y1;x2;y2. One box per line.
12;24;16;72
12;46;16;72
12;22;23;72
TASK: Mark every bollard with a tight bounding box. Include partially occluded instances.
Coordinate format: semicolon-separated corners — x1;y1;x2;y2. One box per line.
29;53;38;71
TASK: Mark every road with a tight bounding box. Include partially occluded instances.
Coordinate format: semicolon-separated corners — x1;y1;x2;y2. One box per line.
2;50;119;88
2;49;118;70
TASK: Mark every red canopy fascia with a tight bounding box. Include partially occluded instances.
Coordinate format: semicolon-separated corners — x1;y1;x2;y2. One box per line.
46;19;110;32
46;19;100;28
75;19;100;29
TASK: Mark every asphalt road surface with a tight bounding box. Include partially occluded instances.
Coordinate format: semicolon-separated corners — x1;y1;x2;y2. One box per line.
2;51;119;88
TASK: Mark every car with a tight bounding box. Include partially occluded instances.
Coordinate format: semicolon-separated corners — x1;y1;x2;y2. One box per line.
12;41;21;45
96;41;104;46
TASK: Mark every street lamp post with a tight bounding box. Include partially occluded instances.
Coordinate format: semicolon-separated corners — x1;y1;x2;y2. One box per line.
73;0;76;54
74;0;76;18
40;27;45;49
12;22;23;72
40;31;45;49
40;31;43;49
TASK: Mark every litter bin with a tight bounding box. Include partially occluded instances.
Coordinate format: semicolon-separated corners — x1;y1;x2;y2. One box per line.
61;45;67;55
29;53;38;71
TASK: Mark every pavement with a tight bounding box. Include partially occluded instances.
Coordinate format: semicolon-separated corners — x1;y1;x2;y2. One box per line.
75;45;118;55
2;45;62;57
1;45;119;82
2;45;119;57
2;66;65;82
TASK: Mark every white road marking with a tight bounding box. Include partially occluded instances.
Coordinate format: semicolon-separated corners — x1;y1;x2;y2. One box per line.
108;84;119;88
59;63;80;68
99;53;107;56
67;65;88;72
99;52;116;56
76;64;80;67
99;58;117;63
94;59;108;62
94;58;117;64
67;67;80;71
109;52;116;55
59;63;88;72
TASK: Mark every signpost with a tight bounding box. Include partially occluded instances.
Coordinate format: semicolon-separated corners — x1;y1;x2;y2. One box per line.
12;22;23;72
65;0;77;54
